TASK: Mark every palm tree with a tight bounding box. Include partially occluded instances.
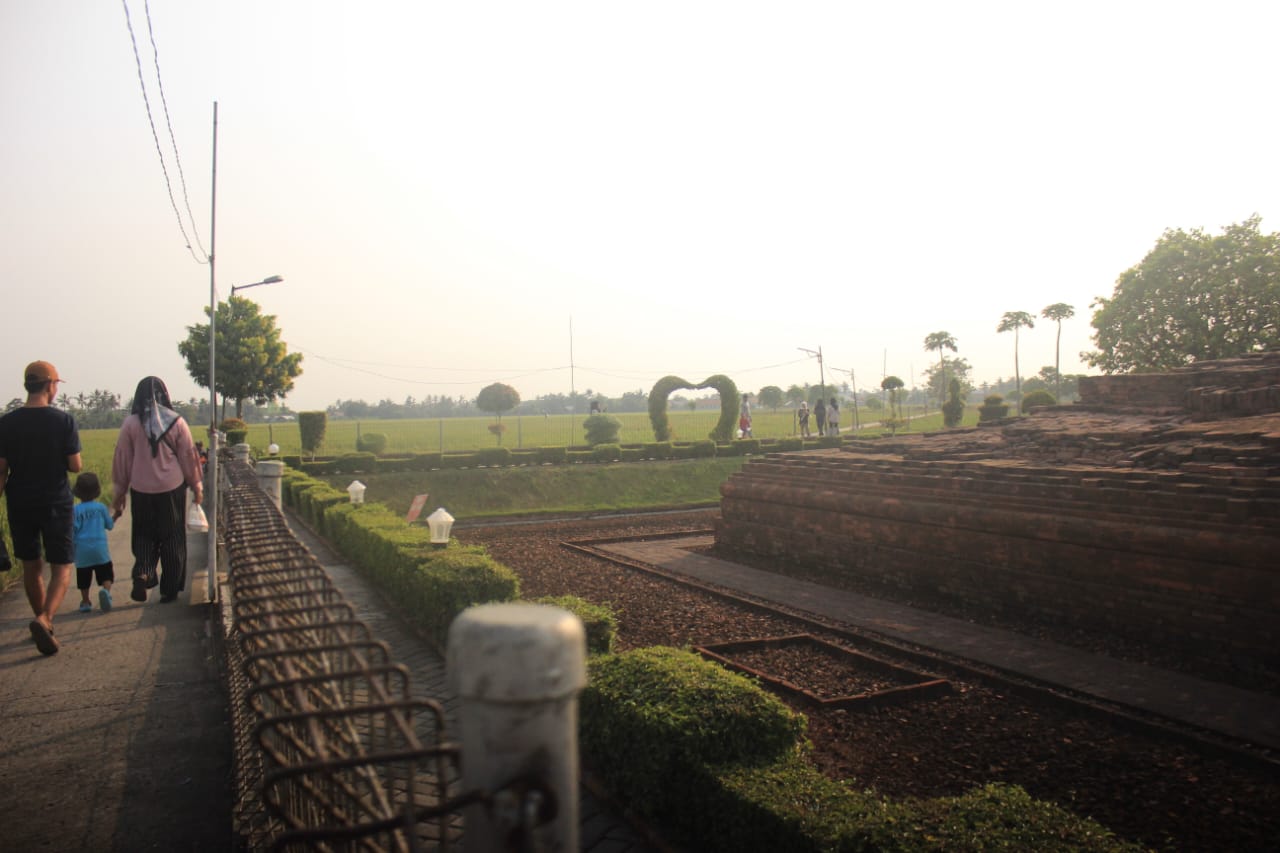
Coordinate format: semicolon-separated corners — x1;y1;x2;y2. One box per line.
1040;303;1075;401
996;311;1036;406
922;331;958;410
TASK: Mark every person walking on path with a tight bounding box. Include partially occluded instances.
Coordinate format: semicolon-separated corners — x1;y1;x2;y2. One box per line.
814;396;827;436
72;472;115;613
111;376;203;604
739;393;753;438
798;400;811;437
827;397;840;435
0;360;83;655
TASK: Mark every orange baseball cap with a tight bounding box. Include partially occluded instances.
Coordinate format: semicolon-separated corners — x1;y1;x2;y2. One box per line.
24;361;62;384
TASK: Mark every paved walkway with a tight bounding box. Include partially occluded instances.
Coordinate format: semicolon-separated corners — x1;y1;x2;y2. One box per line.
599;535;1280;754
0;506;660;852
0;508;231;852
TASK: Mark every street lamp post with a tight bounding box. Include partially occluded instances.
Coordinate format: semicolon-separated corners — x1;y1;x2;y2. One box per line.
207;273;282;603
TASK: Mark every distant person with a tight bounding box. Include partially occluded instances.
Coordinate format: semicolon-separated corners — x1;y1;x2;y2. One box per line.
827;397;840;435
589;400;602;415
72;472;115;613
738;393;753;438
112;376;204;604
814;396;827;436
798;401;811;437
0;361;83;655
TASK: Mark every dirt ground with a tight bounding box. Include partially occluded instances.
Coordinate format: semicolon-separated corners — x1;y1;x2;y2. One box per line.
459;510;1280;853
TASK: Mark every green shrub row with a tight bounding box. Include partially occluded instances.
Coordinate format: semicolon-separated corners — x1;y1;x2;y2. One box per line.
533;595;616;655
280;468;519;650
288;436;850;476
583;647;1143;853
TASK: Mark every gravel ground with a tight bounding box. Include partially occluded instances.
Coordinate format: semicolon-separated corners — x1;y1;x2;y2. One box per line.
458;511;1280;853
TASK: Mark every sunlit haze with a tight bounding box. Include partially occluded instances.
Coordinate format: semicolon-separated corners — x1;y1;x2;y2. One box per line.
4;2;1278;411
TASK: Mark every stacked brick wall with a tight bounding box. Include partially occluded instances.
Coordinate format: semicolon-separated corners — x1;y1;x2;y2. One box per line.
1080;352;1280;414
716;452;1280;672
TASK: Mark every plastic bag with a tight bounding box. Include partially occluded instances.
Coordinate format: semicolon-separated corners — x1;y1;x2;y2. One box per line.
186;502;209;533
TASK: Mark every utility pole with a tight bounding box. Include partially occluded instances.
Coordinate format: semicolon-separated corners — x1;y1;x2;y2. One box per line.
798;346;825;402
206;101;219;605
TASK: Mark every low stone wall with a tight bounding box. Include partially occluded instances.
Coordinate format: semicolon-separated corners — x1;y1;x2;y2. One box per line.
1080;351;1280;414
716;452;1280;674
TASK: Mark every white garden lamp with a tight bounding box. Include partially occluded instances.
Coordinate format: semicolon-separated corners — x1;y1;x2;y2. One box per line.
347;480;366;504
427;507;455;546
267;442;280;456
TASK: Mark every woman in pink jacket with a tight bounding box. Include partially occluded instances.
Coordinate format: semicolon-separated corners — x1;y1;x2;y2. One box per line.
112;376;204;603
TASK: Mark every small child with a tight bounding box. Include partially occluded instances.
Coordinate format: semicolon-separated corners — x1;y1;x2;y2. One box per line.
72;472;115;613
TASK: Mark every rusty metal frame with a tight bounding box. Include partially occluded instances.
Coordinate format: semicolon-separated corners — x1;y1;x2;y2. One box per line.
217;459;461;851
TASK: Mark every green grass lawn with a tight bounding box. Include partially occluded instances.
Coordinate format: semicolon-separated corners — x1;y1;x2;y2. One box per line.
319;457;748;520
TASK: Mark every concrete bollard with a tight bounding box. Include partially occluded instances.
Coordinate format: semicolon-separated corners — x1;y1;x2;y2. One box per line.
256;459;284;509
447;603;587;853
230;443;252;464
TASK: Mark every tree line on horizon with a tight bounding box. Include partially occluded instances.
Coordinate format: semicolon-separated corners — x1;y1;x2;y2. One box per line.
11;217;1271;427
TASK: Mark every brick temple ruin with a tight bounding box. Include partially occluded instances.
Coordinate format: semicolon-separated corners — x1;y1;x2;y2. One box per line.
716;352;1280;676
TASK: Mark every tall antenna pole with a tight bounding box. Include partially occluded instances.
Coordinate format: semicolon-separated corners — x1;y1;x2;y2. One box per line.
569;315;575;398
206;101;219;604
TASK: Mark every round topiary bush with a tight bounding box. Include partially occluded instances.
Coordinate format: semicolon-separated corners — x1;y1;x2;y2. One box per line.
356;432;388;454
978;394;1011;423
584;413;622;446
1020;389;1057;413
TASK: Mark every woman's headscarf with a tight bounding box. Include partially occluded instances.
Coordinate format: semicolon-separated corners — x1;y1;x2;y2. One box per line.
131;376;181;457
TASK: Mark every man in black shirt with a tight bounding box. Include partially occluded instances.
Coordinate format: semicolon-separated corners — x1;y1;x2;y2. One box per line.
0;361;83;655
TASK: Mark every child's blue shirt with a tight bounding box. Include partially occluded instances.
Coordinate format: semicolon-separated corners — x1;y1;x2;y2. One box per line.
74;500;114;568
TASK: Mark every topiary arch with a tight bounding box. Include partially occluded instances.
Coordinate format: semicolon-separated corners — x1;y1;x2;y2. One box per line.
648;374;740;443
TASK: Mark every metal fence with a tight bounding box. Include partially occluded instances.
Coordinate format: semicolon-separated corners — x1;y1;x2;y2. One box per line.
219;459;463;851
218;456;581;851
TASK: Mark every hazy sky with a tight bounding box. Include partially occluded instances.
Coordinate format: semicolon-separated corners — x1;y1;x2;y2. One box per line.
4;2;1278;411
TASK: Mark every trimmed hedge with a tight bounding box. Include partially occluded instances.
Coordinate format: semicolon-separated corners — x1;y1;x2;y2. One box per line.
534;595;616;655
280;469;519;651
580;647;1142;853
537;446;568;465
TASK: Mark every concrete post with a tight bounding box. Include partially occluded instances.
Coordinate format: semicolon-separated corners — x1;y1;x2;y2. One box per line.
230;443;252;464
447;603;587;853
256;459;284;509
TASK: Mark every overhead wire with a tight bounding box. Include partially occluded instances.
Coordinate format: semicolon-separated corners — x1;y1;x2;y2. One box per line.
121;0;207;263
292;346;816;393
143;0;208;261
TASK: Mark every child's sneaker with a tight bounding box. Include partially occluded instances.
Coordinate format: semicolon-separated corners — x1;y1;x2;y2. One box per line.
79;601;92;613
99;588;113;613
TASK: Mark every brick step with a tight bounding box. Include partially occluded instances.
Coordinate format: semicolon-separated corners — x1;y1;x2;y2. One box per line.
736;468;1277;537
744;461;1280;526
719;480;1280;576
757;453;1280;501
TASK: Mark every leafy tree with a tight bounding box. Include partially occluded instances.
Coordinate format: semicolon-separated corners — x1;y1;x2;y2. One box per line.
784;385;806;408
1035;366;1081;402
922;331;958;409
1085;216;1280;373
178;295;304;420
1040;303;1075;400
757;385;784;411
476;382;521;444
997;311;1035;404
923;357;972;410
